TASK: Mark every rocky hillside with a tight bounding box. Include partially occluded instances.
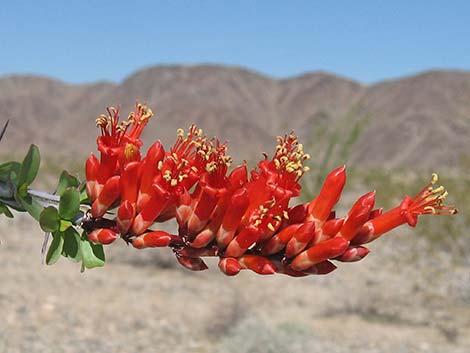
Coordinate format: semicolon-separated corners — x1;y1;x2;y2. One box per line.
1;65;469;171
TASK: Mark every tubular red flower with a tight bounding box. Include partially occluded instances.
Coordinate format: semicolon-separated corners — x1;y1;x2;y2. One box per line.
83;104;458;277
290;236;350;271
238;255;277;275
216;188;249;248
338;191;376;241
335;246;370;262
88;228;118;245
307;165;346;225
86;104;153;207
218;257;241;276
352;174;457;245
85;153;100;202
260;223;303;255
94;104;152;182
120;161;140;203
91;175;120;218
131;230;173;249
95;104;152;165
284;221;315;258
116;200;136;234
131;183;171;235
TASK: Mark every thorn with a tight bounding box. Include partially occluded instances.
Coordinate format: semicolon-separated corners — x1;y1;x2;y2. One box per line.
41;232;51;265
0;120;9;142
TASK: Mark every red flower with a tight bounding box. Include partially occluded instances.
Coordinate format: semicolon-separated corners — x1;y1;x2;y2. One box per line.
84;104;458;277
352;173;457;245
85;103;153;207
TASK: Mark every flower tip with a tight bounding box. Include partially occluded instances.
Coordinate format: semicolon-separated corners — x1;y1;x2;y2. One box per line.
328;165;347;182
85;153;100;181
218;258;241;276
131;237;145;249
335;164;347;174
363;190;376;204
261;263;276;275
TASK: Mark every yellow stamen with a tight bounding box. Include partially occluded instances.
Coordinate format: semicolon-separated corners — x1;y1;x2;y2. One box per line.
431;186;445;194
162;170;172;181
95;115;108;127
423;206;436;214
438;191;448;200
272;132;310;179
135;103;153;121
205;161;217;173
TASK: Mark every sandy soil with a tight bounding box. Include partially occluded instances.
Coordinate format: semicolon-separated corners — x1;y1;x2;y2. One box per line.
1;213;469;353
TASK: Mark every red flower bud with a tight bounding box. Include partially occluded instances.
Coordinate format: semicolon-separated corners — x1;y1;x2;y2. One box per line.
132;230;172;249
87;228;118;245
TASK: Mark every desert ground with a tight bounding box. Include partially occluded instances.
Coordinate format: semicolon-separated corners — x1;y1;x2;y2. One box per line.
0;212;468;353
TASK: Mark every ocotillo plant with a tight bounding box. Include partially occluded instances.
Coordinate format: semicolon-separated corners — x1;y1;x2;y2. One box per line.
0;104;458;275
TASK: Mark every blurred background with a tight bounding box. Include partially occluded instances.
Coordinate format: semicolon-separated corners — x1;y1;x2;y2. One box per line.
1;1;469;352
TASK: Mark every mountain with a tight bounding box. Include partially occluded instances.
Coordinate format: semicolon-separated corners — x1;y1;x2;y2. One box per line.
1;65;469;172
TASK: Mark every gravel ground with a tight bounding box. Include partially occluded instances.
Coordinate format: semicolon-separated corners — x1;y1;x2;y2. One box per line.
1;214;469;353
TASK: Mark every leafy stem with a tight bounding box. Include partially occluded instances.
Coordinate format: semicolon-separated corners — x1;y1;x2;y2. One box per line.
0;127;106;271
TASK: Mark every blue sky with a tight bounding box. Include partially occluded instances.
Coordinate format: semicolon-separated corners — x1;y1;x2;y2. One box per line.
1;1;469;84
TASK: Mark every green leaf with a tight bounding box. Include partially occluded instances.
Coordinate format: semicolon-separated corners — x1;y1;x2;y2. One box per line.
80;233;105;271
0;179;14;199
17;183;28;198
0;162;22;191
18;144;40;188
16;192;43;221
0;161;21;178
62;227;81;262
59;219;73;232
0;203;13;218
59;187;80;221
46;232;64;265
56;171;80;196
80;189;90;204
39;206;60;233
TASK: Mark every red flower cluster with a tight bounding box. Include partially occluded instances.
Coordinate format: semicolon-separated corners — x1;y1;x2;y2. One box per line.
84;104;457;276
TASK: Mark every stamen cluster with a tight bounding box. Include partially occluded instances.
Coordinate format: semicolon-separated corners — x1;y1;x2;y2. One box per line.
84;104;457;276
